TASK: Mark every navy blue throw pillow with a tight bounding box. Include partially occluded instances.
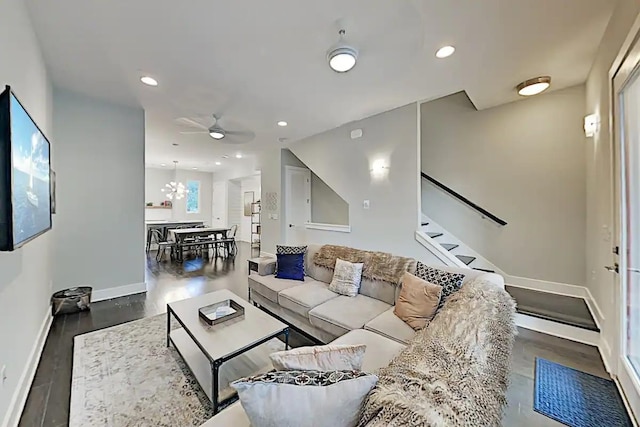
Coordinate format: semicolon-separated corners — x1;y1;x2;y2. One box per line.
276;253;305;281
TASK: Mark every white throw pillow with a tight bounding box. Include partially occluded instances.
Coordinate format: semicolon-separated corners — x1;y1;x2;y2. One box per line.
232;370;378;427
329;258;364;297
270;344;367;371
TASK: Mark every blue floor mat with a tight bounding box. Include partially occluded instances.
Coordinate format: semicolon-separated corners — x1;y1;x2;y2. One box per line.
534;358;633;427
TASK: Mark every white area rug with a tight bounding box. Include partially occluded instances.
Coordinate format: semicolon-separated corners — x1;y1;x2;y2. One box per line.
70;314;284;426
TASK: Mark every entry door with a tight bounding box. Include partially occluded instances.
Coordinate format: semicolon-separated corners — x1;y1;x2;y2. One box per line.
211;181;227;228
285;166;311;244
613;34;640;419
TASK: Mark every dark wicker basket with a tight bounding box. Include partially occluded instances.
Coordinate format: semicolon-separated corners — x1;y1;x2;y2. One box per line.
51;287;92;316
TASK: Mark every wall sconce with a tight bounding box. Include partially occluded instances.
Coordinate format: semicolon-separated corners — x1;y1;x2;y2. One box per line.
584;114;600;138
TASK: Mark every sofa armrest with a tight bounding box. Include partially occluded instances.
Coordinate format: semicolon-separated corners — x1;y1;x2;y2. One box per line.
255;258;276;276
478;272;505;290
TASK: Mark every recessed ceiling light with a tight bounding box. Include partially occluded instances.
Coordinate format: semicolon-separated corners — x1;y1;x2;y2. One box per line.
327;30;358;73
517;76;551;96
215;161;221;166
192;167;198;170
140;76;158;86
160;163;166;167
172;143;179;146
435;46;455;59
209;128;225;140
235;154;242;159
277;121;288;127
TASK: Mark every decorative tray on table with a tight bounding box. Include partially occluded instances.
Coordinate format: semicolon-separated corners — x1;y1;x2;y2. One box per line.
198;299;245;325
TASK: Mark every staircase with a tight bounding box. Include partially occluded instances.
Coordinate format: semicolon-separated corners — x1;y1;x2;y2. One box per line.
419;174;600;343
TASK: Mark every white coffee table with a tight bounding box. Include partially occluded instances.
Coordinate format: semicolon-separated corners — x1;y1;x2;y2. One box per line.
167;289;289;414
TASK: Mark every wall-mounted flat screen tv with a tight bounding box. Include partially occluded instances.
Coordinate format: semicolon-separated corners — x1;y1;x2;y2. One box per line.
0;85;52;251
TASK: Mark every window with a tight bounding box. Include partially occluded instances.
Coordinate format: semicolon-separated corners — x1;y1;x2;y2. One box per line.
186;180;200;213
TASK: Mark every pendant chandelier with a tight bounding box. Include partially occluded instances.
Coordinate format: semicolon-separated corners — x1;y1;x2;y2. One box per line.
161;161;189;200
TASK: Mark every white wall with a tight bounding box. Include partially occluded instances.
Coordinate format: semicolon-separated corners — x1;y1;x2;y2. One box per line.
0;0;54;424
145;167;173;206
420;86;587;286
311;174;349;226
585;0;640;367
167;169;213;224
260;104;440;264
239;175;260;243
52;88;145;294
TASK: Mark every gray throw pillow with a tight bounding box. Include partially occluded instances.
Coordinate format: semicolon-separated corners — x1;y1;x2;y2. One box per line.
329;258;364;297
232;370;378;427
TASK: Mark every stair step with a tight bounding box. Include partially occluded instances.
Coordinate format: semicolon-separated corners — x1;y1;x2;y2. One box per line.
440;243;459;251
473;267;495;273
421;222;429;226
456;255;476;265
505;285;600;332
427;232;443;238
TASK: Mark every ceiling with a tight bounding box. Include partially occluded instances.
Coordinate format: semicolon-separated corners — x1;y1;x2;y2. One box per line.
26;0;615;173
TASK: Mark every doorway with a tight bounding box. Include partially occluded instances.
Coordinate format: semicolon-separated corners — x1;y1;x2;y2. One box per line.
613;31;640;418
284;166;311;244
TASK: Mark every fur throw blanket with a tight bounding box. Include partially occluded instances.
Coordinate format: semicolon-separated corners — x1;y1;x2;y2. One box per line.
313;245;416;286
358;278;517;427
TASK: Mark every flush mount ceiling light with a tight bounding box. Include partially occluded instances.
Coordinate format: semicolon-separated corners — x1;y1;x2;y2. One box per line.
327;30;358;73
160;163;166;167
517;76;551;96
277;121;288;127
235;153;242;159
435;46;455;59
140;76;158;86
209;127;225;140
215;161;221;165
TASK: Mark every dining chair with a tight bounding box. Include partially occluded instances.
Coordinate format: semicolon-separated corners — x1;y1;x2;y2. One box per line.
221;224;238;257
150;229;176;262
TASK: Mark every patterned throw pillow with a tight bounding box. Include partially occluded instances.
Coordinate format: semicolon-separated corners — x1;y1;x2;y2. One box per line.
231;370;378;427
277;245;307;274
415;262;465;308
329;258;364;297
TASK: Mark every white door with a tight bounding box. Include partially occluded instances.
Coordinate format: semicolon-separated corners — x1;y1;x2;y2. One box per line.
285;166;311;244
211;180;227;228
613;34;640;420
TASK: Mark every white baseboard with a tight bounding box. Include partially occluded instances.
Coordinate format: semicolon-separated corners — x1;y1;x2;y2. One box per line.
2;309;53;427
599;336;613;373
506;275;587;299
515;313;600;347
92;282;147;302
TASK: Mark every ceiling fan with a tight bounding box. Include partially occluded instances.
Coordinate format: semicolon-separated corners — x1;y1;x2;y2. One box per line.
176;115;256;144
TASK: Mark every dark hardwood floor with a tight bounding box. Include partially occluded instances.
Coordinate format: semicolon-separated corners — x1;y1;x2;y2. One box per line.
18;242;281;427
18;242;612;427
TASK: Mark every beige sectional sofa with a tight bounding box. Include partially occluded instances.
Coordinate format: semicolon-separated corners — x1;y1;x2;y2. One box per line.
200;244;507;427
248;244;504;345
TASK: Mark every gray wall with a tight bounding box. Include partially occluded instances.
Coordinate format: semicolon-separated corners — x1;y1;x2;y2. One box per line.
311;174;349;226
0;0;53;422
420;86;587;285
283;103;440;263
279;149;348;226
52;87;145;292
585;0;639;366
145;167;173;206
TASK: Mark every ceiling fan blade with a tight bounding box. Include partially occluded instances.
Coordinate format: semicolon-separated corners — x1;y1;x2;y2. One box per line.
223;130;256;144
179;130;209;134
175;117;210;130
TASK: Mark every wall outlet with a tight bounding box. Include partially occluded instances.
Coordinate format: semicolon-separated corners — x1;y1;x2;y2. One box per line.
1;365;6;387
363;200;370;210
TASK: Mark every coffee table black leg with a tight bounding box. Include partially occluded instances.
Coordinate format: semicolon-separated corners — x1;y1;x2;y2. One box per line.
166;307;171;347
212;359;221;414
284;328;290;350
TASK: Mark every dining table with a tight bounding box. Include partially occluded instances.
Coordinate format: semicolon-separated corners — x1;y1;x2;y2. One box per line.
168;227;230;262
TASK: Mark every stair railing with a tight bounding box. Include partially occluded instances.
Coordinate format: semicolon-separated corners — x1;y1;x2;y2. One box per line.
421;172;507;226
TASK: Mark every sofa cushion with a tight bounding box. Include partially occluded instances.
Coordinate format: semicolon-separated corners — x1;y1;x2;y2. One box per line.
248;273;311;303
331;329;406;373
364;308;416;345
199;402;249;427
309;295;391;337
278;281;339;317
305;244;335;283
